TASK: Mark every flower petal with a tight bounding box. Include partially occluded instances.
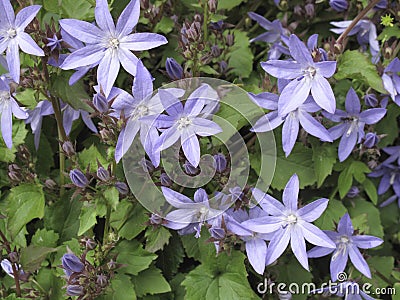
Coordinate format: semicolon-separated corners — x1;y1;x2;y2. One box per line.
338;126;358;162
359;108;386;125
248;92;279;110
282;113;299;157
161;186;194;208
80;111;97;133
133;60;153;101
298;198;329;222
278;78;311;116
116;0;140;37
0;0;15;26
16;32;44;56
191;118;222;137
300;222;336;248
246;238;267;275
315;61;336;78
121;33;168;51
59;19;103;44
290;225;309;270
311;75;335;114
261;60;303;80
298;111;332;141
352;235;383;249
330;248;349;282
15;5;41;30
337;213;354;236
252;187;285;215
118;45;139;76
251;111;283;132
61;44;104;70
181;129;200;167
156;126;181;151
241;216;283;234
288;34;313;65
94;0;115;34
283;174;299;211
345;88;361;114
97;50;120;97
307;246;334;258
348;245;371;278
1;103;12;148
158;89;183;116
266;228;291;265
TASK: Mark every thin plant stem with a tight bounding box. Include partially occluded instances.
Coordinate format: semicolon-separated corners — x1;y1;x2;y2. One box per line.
336;0;382;46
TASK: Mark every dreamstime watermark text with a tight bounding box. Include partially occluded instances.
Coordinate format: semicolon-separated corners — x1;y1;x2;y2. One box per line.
257;272;396;296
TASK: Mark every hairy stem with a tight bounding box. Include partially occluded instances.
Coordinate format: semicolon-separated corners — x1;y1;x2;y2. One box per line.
336;0;381;46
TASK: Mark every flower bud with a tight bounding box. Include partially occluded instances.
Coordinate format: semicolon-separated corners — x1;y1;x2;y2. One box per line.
209;227;225;239
219;61;228;73
66;285;85;296
183;160;198;175
364;132;379;148
211;45;221;57
115;181;129;195
384;47;392;60
294;5;303;15
62;141;75;156
166;58;184;80
8;252;18;264
80;237;97;250
69;169;89;188
213;153;227;173
364;94;378;107
304;3;315;18
346;186;359;198
61;254;84;276
97;166;110;182
208;0;217;13
93;93;108;113
96;274;108;287
225;33;234;47
45;178;57;189
160;173;172;187
329;0;348;12
140;158;155;173
107;259;117;270
149;213;163;225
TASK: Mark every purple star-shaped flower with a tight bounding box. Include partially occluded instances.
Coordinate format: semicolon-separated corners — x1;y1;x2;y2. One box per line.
59;0;167;97
247;12;287;44
162;187;222;238
149;85;222;167
0;77;28;148
308;213;383;281
324;88;386;162
382;57;400;105
369;163;400;207
381;145;400;165
25;100;54;149
261;34;337;115
62;104;98;136
249;92;332;157
0;0;44;83
242;174;336;270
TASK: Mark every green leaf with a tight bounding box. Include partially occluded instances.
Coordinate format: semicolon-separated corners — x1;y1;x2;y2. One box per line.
156;232;185;278
115;240;157;276
227;30;254;78
20;245;57;272
311;141;337;187
154;16;174;34
337;160;371;198
100;274;137;300
78;202;97;236
78;145;107;172
314;199;347;230
394;283;400;300
7;184;45;238
145;226;172;253
269;140;316;190
43;0;94;20
35;268;65;300
50;73;93;112
375;104;400;147
218;0;245;10
363;178;378;205
352;256;394;288
14;89;44;109
31;229;59;248
378;24;400;41
104;187;119;211
182;250;258;300
110;200;147;240
0;121;28;163
335;50;386;94
132;267;171;297
347;198;384;238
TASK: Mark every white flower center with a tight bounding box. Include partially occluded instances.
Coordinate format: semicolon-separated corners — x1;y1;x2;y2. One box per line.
0;90;10;104
303;66;317;79
177;116;192;130
107;37;120;49
6;28;17;39
133;105;149;119
340;235;350;244
390;172;396;185
332;235;350;260
197;206;209;223
345;118;358;137
285;213;298;224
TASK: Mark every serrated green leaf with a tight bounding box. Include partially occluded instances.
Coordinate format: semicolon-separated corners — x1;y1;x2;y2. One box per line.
335;50;386;94
115;240;157;276
338;160;371;198
145;226;172;252
78;145;107;172
154;16;174;34
43;0;94;20
14;89;43;109
378;24;400;40
314;199;347;230
156;232;185;278
311;141;337;187
227;30;254;78
363;178;378;205
375;104;400;147
78;203;97;235
7;184;45;239
20;245;57;272
348;198;384;238
132;267;171;297
99;274;137;300
31;229;59;248
104;187;119;211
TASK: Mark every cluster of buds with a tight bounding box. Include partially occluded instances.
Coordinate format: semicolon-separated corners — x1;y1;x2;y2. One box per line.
179;15;205;61
61;251;117;299
8;146;37;184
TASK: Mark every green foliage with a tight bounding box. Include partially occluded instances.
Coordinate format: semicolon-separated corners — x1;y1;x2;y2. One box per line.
132;267;171;297
145;226;172;252
43;0;94;20
336;159;371;199
227;30;254;78
311;140;337;188
20;245;57;272
0;121;28;162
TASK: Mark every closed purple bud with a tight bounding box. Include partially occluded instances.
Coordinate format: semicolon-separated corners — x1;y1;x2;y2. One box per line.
69;169;89;188
364;132;379;148
115;181;129;195
294;5;303;15
183;160;198;175
210;20;224;31
93;93;108;113
8;252;18;264
62;254;84;275
149;213;163;225
107;259;117;270
44;178;57;189
166;58;184;80
346;186;360;198
209;227;225;239
213;153;227;173
160;173;172;187
219;61;228;73
374;0;387;9
62;141;75;156
211;45;221;57
96;274;108;287
304;3;314;17
140;158;155;173
225;33;234;47
66;285;85;296
97;166;110;182
329;0;348;12
364;94;378;107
